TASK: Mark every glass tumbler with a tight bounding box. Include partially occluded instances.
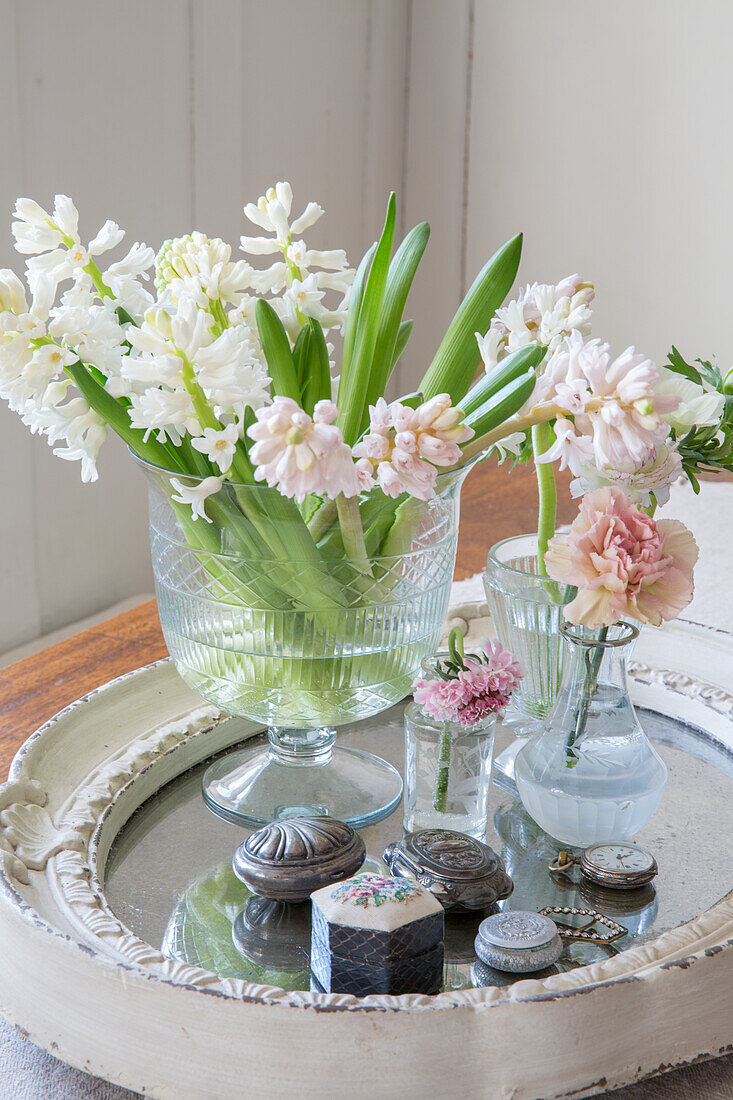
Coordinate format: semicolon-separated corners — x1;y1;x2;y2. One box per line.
403;701;497;840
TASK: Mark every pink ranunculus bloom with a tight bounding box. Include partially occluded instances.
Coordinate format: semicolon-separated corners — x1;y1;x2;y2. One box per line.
544;486;698;629
413;641;524;727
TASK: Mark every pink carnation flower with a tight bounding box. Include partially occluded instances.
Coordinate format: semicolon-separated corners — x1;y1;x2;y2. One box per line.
544;486;698;628
413;640;524;727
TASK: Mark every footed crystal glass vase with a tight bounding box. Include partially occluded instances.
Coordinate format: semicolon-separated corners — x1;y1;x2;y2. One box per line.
515;622;668;847
139;458;466;827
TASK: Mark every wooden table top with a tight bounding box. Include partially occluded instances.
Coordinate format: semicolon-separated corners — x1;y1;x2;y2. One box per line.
0;460;574;780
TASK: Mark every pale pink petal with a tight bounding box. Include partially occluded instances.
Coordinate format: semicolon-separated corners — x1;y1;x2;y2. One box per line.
546;487;696;629
565;587;616;628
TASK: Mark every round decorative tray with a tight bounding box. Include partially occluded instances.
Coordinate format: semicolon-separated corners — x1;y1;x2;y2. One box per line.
0;605;732;1099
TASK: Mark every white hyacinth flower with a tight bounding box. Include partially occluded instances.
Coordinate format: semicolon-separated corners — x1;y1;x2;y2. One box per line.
103;242;156;317
191;423;240;474
128;387;199;443
12;195;78;254
125;298;269;409
240;182;354;337
489;431;526;463
17;196;130;310
195;327;270;411
534;333;679;476
170;475;225;522
155;232;253;311
20;383;107;483
0;343;75;410
477;274;595;372
241;182;323;245
0;270;30;315
49;305;127;377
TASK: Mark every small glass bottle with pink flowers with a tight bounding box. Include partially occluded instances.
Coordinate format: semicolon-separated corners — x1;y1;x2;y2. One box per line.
404;628;524;839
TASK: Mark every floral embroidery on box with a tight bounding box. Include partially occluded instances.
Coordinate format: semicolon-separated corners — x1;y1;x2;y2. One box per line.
331;874;422;908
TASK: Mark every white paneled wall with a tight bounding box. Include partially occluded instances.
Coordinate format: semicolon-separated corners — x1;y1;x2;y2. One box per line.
0;0;410;654
1;0;732;654
463;0;733;367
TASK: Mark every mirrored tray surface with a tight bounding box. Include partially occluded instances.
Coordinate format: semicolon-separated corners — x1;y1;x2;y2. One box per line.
104;702;733;993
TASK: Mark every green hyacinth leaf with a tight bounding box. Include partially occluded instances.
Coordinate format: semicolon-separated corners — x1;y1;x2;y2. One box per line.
461;343;546;416
337;193;396;444
255;298;300;402
419;233;523;403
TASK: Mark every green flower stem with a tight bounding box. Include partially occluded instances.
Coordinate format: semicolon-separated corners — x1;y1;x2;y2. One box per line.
278;237;308;327
380;497;426;558
178;351;220;430
308;499;338;541
565;626;608;766
176;350;254;484
209;298;229;336
457;402;561;463
642;493;658;519
230;443;255;485
532;422;557;576
82;259;113;300
432;723;453;813
336;494;371;575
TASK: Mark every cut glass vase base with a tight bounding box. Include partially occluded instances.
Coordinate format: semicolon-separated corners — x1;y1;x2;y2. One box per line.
202;744;403;829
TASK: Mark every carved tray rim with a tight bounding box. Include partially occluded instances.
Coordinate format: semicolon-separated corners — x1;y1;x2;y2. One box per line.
0;605;731;1098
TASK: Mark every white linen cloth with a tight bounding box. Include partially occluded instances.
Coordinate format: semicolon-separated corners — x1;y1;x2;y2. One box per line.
2;477;732;1098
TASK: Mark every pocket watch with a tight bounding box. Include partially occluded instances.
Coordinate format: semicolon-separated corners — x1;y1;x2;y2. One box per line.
550;842;658;890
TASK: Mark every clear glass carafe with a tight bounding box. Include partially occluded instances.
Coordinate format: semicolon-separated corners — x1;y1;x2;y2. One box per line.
515;622;668;847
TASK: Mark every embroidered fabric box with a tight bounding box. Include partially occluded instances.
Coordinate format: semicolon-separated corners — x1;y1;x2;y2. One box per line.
310;873;444;996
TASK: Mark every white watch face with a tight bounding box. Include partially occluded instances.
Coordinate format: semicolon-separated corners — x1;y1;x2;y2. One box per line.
585;843;654;874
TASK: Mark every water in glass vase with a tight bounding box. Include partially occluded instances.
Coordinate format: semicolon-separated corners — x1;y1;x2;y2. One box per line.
515;622;668;848
403;702;496;840
159;602;438;727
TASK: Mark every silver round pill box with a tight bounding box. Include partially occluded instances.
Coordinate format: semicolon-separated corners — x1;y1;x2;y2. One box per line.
474;910;562;973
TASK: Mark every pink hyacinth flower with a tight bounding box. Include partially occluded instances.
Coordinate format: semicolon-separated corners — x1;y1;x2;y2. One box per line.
353;394;473;501
248;396;366;502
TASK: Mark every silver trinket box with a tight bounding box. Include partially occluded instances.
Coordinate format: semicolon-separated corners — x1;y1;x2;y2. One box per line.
383;829;514;912
233;816;366;902
474;911;562;973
